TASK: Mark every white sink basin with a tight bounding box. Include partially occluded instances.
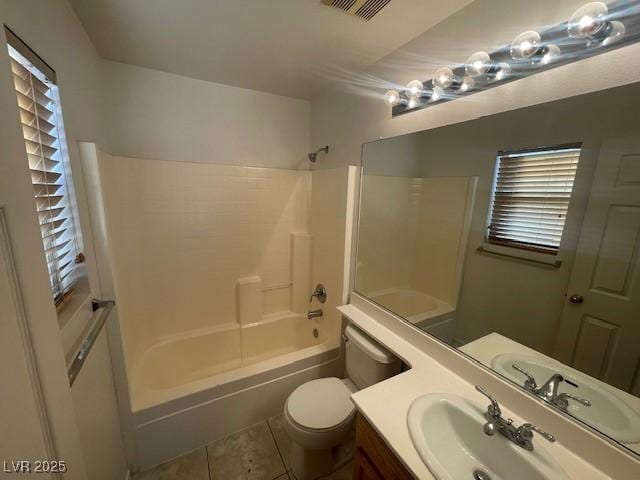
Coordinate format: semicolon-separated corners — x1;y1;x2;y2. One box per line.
407;393;568;480
492;353;640;444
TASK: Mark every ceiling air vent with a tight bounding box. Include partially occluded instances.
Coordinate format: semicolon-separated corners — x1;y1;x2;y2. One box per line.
322;0;391;21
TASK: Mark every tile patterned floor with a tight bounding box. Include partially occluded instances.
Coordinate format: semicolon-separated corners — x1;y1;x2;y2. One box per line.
132;415;353;480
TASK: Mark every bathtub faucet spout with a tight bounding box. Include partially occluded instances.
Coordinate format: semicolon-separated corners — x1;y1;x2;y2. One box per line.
307;309;323;320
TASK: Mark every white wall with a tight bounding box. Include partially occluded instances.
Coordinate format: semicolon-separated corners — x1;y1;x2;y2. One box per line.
102;61;311;169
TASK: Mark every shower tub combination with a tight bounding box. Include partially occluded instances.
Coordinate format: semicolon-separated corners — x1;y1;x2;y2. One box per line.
81;144;357;470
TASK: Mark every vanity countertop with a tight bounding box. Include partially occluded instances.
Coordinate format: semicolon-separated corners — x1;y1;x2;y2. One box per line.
339;304;613;480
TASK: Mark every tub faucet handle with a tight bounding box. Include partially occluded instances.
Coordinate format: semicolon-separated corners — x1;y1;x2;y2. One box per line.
310;283;327;303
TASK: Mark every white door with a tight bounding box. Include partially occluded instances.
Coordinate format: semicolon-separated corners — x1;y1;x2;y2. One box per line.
554;137;640;394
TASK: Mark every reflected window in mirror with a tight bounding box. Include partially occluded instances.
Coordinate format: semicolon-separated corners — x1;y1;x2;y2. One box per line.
487;145;581;256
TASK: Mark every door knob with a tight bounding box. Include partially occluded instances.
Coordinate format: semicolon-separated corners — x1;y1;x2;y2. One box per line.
569;294;584;304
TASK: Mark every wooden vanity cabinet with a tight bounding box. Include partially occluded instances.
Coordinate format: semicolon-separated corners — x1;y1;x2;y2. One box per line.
353;414;414;480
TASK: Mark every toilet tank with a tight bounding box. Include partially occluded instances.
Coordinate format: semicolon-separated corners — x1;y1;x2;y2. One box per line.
345;325;401;389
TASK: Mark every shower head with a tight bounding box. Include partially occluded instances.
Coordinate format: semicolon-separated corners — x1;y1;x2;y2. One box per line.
308;145;329;163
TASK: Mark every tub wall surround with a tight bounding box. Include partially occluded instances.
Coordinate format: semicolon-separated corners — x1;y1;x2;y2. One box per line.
99;155;312;367
357;174;476;343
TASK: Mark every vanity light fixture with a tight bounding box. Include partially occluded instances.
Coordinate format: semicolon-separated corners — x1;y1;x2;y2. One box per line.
385;0;639;117
510;31;562;64
567;2;626;46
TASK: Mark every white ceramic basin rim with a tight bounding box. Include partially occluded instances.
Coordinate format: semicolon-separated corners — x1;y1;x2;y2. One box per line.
407;393;569;480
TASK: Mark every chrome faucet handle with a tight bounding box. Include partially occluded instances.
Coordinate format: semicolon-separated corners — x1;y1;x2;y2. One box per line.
517;423;556;443
555;392;591;409
475;385;501;419
512;364;538;390
309;283;327;303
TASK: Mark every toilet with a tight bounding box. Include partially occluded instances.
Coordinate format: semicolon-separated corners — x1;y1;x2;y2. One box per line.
283;324;401;480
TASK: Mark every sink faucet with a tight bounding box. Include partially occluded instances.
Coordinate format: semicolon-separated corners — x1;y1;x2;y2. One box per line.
535;373;565;402
511;365;591;412
475;385;556;451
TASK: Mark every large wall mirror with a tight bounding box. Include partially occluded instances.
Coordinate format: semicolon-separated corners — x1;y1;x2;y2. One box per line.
355;81;640;456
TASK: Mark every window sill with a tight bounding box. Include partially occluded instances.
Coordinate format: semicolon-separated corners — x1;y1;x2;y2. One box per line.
476;243;562;269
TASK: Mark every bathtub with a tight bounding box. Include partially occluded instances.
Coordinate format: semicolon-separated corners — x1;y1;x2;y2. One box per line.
365;288;456;343
129;312;342;469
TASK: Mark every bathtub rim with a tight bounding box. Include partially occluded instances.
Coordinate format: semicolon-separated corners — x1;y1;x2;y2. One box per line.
363;287;454;324
131;339;341;421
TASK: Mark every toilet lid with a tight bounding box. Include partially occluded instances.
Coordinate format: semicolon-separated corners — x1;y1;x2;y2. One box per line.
287;377;356;431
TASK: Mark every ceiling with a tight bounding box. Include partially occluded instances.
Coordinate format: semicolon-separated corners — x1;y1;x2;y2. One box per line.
68;0;474;99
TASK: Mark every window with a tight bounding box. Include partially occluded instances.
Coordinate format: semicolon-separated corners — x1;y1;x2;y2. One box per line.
487;145;581;255
6;28;84;309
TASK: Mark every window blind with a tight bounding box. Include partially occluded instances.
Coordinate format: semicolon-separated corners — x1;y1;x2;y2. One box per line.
487;146;581;255
6;34;81;307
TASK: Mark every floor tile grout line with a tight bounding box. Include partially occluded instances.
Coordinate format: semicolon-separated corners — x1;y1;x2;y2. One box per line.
266;418;288;477
205;445;212;480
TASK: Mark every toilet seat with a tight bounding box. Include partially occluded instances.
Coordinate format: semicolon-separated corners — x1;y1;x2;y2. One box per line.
287;377;356;431
284;377;357;449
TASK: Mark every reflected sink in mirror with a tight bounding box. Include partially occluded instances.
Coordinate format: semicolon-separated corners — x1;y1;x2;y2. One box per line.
492;354;640;444
407;393;569;480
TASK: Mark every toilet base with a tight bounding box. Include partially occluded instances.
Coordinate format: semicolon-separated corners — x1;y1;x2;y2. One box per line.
290;436;354;480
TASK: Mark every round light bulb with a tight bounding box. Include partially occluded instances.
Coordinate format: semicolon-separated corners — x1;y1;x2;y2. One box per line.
384;90;401;106
407;97;419;109
510;31;542;60
465;51;492;78
431;86;444;102
459;76;475;92
406;80;424;98
494;63;511;81
601;21;626;46
540;44;561;64
433;67;455;89
568;2;609;39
